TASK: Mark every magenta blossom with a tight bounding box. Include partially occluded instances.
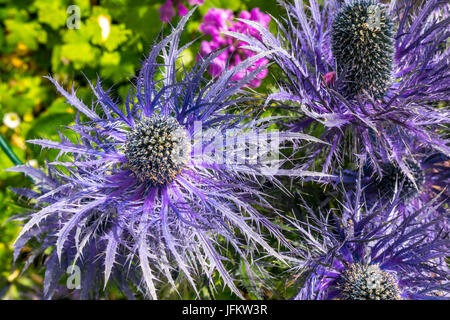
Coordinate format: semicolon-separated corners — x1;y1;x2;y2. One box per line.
187;0;204;5
158;0;176;23
158;0;204;23
198;8;271;88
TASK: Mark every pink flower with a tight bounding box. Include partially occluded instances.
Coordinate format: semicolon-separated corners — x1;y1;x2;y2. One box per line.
323;71;336;86
187;0;204;5
158;0;176;23
198;7;271;88
158;0;204;23
177;2;188;17
199;8;234;37
237;8;271;39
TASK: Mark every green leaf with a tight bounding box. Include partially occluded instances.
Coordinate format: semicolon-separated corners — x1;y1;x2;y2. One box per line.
60;42;101;69
200;0;243;14
34;0;68;30
4;19;47;50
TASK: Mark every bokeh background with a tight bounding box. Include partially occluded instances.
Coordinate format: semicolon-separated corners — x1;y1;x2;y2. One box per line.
0;0;293;299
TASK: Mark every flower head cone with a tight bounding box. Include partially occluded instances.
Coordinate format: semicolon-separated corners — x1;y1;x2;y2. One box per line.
229;0;450;175
360;150;450;209
289;178;450;300
354;148;450;238
7;11;313;299
333;139;450;229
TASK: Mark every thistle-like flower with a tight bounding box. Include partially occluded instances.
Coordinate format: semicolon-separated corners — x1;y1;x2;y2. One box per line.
7;12;318;299
229;0;450;174
326;139;446;221
360;151;450;208
290;180;450;300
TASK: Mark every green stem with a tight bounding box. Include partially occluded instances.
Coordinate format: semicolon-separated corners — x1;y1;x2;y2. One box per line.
0;133;23;166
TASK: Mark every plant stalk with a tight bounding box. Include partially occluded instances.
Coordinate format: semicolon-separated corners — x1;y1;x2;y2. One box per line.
0;134;23;166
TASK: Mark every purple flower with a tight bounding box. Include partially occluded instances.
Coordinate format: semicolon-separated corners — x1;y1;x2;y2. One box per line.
177;2;188;17
199;8;233;37
158;0;204;23
7;12;301;299
187;0;204;5
290;179;449;300
231;0;450;173
356;151;449;239
360;153;450;208
158;0;176;23
334;140;450;224
198;8;271;88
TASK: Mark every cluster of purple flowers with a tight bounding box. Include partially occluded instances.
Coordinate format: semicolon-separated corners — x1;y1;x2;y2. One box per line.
198;8;271;88
8;1;449;300
231;0;449;299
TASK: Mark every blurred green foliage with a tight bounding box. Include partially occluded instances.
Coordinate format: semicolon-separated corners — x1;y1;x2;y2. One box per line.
0;0;287;299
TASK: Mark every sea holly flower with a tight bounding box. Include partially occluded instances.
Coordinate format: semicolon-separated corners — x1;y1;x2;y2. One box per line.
289;179;450;300
229;0;450;174
329;146;449;242
198;8;271;88
365;159;425;203
7;11;322;299
360;153;450;208
337;142;450;218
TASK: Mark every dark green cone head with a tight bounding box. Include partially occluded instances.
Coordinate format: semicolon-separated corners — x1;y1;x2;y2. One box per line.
331;0;394;98
125;115;191;185
378;159;424;202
